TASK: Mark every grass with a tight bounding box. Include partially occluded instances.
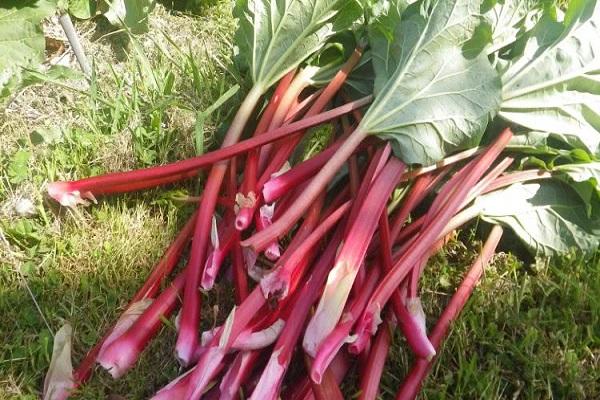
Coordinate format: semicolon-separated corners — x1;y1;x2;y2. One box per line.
0;2;598;399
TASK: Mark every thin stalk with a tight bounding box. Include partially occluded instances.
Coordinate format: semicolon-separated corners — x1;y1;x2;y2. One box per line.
47;96;372;207
232;233;248;304
304;354;344;400
175;85;264;366
399;146;483;181
219;351;262;400
59;12;91;78
481;169;552;194
395;226;504;400
389;173;441;243
358;311;393;400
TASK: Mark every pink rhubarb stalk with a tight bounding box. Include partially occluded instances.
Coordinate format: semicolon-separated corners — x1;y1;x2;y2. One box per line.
358;311;394;400
395;225;504;400
310;268;381;383
262;139;345;203
150;367;195;400
219;350;262;400
303;157;405;356
96;273;185;378
201;219;236;290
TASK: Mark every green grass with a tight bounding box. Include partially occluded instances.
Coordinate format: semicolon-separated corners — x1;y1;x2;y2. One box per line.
0;2;599;400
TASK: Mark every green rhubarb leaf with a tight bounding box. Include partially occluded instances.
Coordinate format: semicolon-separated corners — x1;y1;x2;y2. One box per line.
475;181;600;256
67;0;96;19
0;0;57;102
233;0;363;91
360;0;502;165
104;0;155;34
484;0;541;55
555;162;600;210
500;0;600;157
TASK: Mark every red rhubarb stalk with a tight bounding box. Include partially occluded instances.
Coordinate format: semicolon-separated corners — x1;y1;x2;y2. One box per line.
358;311;394;400
395;225;504;400
262;139;345;203
310;267;381;383
47;96;372;206
304;354;344;400
303;157;405;356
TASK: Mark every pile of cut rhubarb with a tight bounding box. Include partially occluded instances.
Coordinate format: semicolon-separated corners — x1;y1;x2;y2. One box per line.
43;0;599;399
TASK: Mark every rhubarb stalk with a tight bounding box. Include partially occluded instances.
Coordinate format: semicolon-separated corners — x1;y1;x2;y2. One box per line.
395;225;504;400
47;96;372;207
303;157;405;356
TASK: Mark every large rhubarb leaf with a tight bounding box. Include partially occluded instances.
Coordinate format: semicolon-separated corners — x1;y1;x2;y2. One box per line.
500;0;600;157
360;0;502;165
0;0;57;102
233;0;363;91
474;181;600;256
